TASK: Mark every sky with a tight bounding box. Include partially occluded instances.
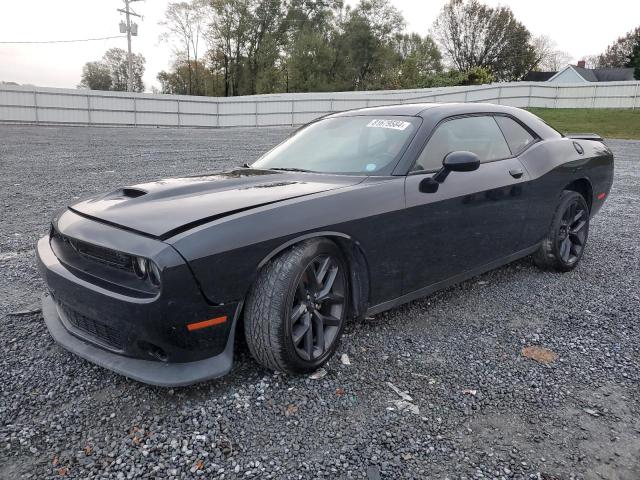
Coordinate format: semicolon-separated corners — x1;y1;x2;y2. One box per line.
0;0;638;92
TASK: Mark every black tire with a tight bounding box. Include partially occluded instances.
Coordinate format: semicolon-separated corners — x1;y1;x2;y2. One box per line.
244;238;349;374
533;190;590;272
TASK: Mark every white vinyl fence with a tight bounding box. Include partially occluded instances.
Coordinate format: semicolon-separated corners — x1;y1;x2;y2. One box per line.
1;81;638;128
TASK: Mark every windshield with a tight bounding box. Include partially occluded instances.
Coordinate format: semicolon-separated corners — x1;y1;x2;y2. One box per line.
251;115;420;175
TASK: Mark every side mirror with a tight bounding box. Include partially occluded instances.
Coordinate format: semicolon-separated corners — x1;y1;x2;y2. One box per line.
442;151;480;173
419;151;480;193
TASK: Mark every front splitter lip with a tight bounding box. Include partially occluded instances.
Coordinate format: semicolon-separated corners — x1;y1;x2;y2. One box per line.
41;295;238;387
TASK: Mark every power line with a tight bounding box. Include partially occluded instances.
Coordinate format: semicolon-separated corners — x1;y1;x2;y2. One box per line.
0;35;125;45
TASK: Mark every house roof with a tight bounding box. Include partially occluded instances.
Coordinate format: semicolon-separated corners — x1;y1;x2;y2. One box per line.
592;68;635;81
523;71;557;82
547;65;635;82
572;66;599;81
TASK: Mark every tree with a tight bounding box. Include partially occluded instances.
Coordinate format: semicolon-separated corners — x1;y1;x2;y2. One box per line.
462;66;494;85
79;61;112;90
432;0;537;81
286;28;339;92
160;1;208;95
334;0;407;90
158;0;532;95
78;48;145;92
530;35;572;72
102;48;145;92
394;33;443;88
594;26;640;68
206;0;255;96
243;0;283;94
417;66;493;88
626;38;640;80
352;0;405;41
281;0;344;92
158;59;213;94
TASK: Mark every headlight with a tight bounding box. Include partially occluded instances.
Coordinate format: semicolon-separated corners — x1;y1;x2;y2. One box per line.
148;261;161;287
134;256;148;278
133;256;161;287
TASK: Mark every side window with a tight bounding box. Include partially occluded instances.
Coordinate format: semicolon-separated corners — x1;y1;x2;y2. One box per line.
413;116;511;171
495;116;536;155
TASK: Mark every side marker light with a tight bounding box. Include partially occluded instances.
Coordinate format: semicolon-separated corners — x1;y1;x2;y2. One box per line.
597;193;606;200
187;316;228;331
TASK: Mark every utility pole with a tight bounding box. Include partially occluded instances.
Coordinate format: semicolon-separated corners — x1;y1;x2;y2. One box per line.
118;0;142;92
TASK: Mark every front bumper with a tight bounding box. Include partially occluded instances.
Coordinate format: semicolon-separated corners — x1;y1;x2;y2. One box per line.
42;295;237;387
36;210;242;386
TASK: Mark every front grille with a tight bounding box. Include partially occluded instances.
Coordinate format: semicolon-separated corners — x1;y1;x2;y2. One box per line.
52;231;133;271
59;304;125;351
49;228;158;298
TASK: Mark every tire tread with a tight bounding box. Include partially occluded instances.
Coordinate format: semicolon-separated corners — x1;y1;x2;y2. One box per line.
244;240;329;374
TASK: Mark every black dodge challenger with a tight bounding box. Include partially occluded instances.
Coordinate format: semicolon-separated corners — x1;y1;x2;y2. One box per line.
37;103;614;386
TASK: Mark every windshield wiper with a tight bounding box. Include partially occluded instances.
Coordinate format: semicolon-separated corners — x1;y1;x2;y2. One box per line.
269;167;316;173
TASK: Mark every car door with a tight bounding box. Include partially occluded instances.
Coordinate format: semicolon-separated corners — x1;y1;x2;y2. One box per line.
401;114;533;294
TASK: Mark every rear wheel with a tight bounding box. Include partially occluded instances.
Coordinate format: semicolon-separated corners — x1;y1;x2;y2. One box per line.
244;239;349;374
533;190;589;272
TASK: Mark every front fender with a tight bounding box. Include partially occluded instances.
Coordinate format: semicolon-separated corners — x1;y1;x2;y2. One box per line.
167;178;405;306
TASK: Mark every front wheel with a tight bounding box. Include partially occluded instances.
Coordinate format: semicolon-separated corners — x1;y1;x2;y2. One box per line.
244;239;349;374
533;190;590;272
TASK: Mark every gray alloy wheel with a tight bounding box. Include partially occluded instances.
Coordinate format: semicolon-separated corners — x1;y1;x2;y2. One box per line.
290;253;346;361
244;238;349;374
533;190;590;272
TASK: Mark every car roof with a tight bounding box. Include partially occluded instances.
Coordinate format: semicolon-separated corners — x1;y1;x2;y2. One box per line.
329;102;561;139
329;103;438;117
331;102;523;119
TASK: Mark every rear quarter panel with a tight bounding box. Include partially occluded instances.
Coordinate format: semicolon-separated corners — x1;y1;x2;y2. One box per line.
519;137;613;243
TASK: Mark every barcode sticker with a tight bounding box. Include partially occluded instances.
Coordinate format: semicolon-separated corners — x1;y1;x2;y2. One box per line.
366;119;411;130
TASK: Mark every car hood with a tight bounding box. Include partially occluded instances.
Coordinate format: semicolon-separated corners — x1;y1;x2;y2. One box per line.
69;169;365;239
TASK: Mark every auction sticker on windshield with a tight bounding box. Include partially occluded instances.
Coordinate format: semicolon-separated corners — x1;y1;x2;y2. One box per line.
366;119;411;130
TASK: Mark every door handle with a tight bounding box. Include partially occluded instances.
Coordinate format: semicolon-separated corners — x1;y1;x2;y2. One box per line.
509;168;524;179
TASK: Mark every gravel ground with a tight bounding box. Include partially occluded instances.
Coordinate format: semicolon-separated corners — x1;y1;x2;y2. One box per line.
0;125;638;480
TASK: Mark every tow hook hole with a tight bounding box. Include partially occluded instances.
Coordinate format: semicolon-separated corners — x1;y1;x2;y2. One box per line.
138;341;168;362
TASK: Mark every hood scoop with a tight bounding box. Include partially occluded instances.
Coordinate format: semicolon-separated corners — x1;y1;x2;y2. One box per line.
120;187;147;199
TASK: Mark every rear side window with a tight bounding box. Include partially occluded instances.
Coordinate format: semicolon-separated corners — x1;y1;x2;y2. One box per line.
413;116;511;171
495;116;535;155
